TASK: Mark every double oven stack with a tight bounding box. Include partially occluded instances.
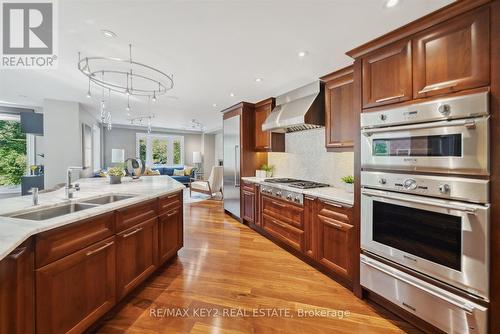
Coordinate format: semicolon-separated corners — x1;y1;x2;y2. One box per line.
359;91;490;334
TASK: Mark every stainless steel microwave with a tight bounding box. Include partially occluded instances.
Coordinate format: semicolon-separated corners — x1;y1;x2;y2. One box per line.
360;92;489;176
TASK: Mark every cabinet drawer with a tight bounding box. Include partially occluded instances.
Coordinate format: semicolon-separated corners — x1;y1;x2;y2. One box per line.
262;214;304;252
317;199;352;223
262;196;304;229
242;182;255;192
158;191;182;214
116;199;157;232
360;255;487;334
36;236;116;334
36;212;114;268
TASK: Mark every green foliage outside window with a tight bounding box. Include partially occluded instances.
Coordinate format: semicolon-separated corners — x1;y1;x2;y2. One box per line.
173;140;181;164
152;138;168;164
0;120;26;185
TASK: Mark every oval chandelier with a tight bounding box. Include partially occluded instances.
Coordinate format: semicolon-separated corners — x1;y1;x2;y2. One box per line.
78;44;174;130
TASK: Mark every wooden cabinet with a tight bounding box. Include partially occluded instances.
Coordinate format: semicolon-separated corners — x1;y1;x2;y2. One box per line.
116;217;158;299
362;39;412;109
0;240;34;334
261;196;305;251
321;66;355;149
254;98;284;152
241;182;256;223
36;237;115;334
316;200;354;283
413;6;489;99
303;196;316;259
158;207;183;265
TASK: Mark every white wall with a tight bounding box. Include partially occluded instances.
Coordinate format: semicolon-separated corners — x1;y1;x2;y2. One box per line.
268;128;354;188
202;133;216;175
214;130;223;166
43;99;82;188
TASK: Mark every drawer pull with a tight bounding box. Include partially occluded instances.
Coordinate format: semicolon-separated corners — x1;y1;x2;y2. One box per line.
86;241;114;257
330;143;344;147
375;94;405;103
271;219;287;229
322;217;343;230
418;81;457;94
403;255;418;262
271;201;286;208
8;247;27;260
166;210;178;217
323;200;343;208
121;227;143;238
402;302;416;312
166;194;178;199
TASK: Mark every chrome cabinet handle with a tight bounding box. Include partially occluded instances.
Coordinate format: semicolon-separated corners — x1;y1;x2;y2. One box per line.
166;194;178;199
375;94;405;103
166;210;178;217
234;145;240;187
271;201;286;208
86;241;114;257
361;257;476;314
418;81;457;94
362;188;477;215
121;227;143;238
8;247;27;260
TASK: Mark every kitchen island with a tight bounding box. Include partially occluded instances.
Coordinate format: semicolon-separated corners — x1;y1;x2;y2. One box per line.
0;175;184;334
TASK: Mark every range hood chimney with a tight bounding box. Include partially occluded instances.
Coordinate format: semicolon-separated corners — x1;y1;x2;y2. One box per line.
262;80;324;133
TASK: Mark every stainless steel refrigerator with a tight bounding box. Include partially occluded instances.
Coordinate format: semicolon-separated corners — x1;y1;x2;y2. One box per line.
223;114;240;218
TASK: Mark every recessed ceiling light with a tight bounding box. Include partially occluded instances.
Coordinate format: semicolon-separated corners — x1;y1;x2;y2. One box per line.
101;29;117;38
230;93;235;97
384;0;400;8
298;51;308;57
212;103;218;107
255;78;263;83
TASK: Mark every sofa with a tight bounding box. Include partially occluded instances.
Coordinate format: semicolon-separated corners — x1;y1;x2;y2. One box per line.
152;165;196;185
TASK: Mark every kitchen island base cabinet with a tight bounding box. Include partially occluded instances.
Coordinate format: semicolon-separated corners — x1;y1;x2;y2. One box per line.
158;207;183;265
36;236;116;334
0;240;34;334
116;217;158;300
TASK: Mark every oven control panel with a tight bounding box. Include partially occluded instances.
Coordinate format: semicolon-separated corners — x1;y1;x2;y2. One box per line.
362;171;489;204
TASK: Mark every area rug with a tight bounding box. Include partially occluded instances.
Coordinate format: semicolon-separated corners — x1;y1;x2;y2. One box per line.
183;188;214;203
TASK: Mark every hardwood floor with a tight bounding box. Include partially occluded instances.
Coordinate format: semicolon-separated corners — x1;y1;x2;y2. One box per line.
94;200;419;334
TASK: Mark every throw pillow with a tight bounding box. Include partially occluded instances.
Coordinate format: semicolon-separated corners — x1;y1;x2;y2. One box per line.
184;166;194;176
173;169;185;176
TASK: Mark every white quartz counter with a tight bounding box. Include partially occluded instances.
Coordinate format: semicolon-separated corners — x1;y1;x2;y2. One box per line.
241;176;354;206
0;176;185;261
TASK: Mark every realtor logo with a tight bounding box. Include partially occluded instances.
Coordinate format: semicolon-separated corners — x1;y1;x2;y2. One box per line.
1;0;58;68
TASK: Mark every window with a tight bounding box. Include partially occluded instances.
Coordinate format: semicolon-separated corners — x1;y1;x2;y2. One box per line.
136;133;184;166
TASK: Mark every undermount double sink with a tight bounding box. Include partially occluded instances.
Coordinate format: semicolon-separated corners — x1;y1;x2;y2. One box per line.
3;194;137;221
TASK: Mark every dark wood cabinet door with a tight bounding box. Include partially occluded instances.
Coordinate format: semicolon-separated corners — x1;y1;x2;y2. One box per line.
116;217;158;299
362;39;412;109
413;6;489;99
254;98;284;152
36;237;115;334
158;208;182;264
323;67;354;149
0;240;34;334
242;190;255;223
303;197;316;259
262;214;304;252
316;201;354;282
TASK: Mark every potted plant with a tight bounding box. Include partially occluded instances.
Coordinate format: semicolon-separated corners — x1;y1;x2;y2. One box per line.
108;165;125;184
261;164;275;178
341;175;354;193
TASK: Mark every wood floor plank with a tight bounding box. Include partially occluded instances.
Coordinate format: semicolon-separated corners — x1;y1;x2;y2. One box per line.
95;200;419;334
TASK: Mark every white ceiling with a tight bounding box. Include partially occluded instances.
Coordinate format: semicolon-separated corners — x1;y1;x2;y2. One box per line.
0;0;453;132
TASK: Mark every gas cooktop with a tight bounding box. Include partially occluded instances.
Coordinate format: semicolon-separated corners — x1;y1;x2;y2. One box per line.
263;178;329;189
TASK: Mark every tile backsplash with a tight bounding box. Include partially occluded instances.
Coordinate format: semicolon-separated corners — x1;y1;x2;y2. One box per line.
267;128;354;188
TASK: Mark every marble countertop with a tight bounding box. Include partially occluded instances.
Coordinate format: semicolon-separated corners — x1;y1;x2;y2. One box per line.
0;176;185;261
241;176;354;206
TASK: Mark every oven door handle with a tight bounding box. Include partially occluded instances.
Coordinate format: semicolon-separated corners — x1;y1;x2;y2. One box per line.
361;257;476;314
361;189;477;215
361;118;476;136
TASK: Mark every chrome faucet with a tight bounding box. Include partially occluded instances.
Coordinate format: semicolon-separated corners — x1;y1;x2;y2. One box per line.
29;187;39;206
65;167;82;199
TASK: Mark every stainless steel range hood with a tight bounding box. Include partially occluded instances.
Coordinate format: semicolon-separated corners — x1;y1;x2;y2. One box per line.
262;80;324;133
